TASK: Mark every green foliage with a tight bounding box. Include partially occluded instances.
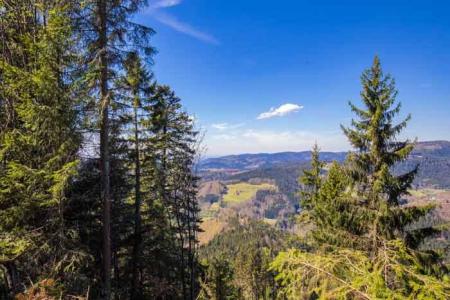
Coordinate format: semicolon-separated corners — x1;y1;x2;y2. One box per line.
199;220;304;299
341;56;429;250
0;1;201;298
299;143;324;212
198;257;239;300
272;57;449;299
0;1;86;295
271;240;450;299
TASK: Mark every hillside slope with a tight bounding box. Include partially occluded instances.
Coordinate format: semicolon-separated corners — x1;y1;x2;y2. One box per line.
199;141;450;189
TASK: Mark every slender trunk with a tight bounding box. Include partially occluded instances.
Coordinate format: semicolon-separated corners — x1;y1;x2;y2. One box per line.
176;209;186;299
98;0;111;298
2;262;19;297
113;247;119;299
131;102;142;299
187;195;195;300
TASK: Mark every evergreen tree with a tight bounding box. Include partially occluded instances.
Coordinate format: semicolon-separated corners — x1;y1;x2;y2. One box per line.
143;84;201;298
119;51;153;298
272;57;450;299
0;1;202;298
342;56;435;252
298;143;324;227
73;0;154;297
0;1;85;295
299;143;324;212
198;257;239;300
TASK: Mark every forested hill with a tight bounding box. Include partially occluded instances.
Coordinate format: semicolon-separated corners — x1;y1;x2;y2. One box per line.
199;140;450;189
200;140;450;171
198;151;347;170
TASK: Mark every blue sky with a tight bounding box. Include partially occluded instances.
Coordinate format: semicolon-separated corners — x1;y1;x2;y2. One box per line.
136;0;450;156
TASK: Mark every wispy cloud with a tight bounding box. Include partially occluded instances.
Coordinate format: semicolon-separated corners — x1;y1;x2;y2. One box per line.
145;1;220;45
153;12;220;45
211;122;245;131
150;0;182;9
257;103;304;120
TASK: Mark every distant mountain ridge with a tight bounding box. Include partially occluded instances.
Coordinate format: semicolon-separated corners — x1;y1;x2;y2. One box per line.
199;151;347;170
199;141;450;189
200;141;450;171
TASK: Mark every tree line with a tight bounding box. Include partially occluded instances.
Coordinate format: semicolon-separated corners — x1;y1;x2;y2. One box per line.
0;0;200;298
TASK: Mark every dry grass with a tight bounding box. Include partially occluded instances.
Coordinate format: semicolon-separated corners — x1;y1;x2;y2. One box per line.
198;218;227;245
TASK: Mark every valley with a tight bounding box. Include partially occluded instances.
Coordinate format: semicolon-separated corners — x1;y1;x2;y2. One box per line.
197;140;450;244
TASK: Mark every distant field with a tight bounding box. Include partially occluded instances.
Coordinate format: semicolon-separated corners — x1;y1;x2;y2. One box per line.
198;218;227;245
222;182;276;204
409;188;447;198
263;218;277;226
200;202;221;220
407;188;450;220
198;180;226;198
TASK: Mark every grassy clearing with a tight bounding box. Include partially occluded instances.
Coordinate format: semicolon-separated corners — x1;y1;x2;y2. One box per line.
222;182;276;204
263;218;277;226
409;188;447;198
200;202;221;220
198;219;227;245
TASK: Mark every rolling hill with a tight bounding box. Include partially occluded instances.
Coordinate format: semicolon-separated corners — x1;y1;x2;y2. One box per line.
199;141;450;189
196;141;450;243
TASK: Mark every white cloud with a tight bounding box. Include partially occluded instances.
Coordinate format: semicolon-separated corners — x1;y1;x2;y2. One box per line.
153;12;219;45
206;129;349;156
211;122;245;131
257;103;304;120
144;1;220;45
150;0;182;8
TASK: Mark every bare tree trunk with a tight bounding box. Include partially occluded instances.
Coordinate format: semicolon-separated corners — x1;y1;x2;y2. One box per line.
1;262;19;297
97;0;111;298
131;103;142;299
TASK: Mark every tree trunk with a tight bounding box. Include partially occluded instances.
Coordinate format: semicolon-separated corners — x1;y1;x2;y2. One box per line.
131;103;142;299
97;0;111;298
1;262;19;297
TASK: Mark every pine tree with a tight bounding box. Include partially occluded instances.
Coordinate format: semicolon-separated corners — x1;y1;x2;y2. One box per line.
198;257;239;300
341;56;435;252
299;144;324;217
120;51;153;298
272;57;450;299
142;84;201;298
0;0;84;295
72;1;154;297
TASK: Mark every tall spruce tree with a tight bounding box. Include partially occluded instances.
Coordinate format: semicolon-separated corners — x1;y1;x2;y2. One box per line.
142;84;201;298
341;56;434;252
0;1;84;296
271;57;450;299
73;1;154;297
120;51;153;298
299;143;324;212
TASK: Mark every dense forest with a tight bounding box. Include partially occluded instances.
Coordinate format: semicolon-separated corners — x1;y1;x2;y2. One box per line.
0;1;199;298
1;1;449;299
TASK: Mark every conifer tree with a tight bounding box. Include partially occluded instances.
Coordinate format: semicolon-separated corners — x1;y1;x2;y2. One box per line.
341;56;434;252
0;0;84;295
299;143;324;212
142;85;201;298
120;51;153;298
198;257;239;300
272;57;450;299
73;1;154;297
